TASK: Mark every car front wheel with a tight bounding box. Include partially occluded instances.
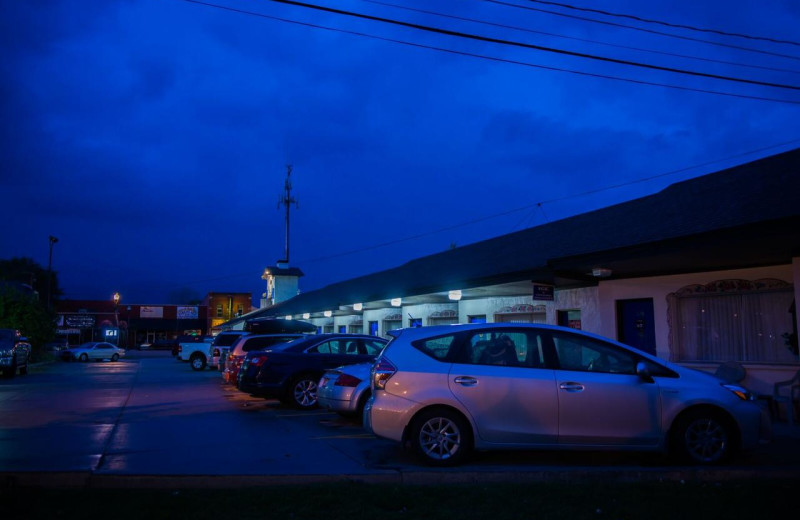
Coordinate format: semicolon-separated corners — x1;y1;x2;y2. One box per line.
671;409;735;465
409;408;472;467
111;354;119;362
79;353;89;362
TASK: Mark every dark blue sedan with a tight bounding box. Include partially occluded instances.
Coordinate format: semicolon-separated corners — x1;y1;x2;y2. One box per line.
237;334;388;409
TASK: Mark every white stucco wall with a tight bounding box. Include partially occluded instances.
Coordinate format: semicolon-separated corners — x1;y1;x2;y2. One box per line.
599;263;797;395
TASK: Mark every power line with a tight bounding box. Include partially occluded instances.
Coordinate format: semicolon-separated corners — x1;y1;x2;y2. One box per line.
522;0;800;47
482;0;800;62
294;139;800;265
177;0;800;104
261;0;800;91
361;0;800;75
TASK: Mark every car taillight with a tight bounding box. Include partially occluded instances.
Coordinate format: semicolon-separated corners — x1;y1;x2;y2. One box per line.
250;354;269;367
371;358;396;390
335;373;362;387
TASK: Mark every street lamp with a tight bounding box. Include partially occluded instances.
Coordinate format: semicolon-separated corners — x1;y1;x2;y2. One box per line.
47;235;58;308
112;292;120;345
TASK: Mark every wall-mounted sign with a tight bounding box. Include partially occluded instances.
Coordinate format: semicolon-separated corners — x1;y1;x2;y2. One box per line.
532;283;554;301
65;314;96;329
177;306;198;319
140;306;164;318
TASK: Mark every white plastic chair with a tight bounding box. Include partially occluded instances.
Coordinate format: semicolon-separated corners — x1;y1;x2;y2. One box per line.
773;369;800;425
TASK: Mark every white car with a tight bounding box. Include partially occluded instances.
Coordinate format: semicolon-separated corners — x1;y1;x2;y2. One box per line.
318;361;374;418
366;323;771;466
63;342;125;362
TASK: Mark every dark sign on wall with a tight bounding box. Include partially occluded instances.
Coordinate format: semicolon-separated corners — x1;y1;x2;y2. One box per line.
532;283;554;301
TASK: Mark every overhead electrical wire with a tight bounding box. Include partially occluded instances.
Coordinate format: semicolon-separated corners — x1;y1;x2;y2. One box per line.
259;0;800;91
293;139;800;265
522;0;800;47
360;0;800;75
483;0;800;62
176;0;800;104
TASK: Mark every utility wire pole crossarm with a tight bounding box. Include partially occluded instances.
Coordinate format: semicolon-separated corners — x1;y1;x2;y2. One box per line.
277;165;298;266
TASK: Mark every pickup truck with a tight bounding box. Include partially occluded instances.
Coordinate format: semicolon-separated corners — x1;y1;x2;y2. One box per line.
0;328;31;378
175;335;214;371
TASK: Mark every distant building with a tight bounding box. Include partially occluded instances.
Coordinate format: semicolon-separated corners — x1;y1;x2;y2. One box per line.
204;292;255;335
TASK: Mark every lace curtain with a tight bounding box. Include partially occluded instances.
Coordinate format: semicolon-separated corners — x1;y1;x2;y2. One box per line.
669;281;795;363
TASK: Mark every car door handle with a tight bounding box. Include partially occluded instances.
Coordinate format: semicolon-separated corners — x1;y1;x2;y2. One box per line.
559;382;585;392
454;376;478;387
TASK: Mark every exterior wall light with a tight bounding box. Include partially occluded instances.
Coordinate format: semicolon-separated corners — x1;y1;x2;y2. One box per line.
285;315;292;320
324;310;333;318
390;298;402;307
353;303;363;311
303;313;310;319
448;290;462;301
591;268;613;278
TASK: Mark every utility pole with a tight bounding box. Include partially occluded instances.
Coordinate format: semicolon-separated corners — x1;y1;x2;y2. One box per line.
47;235;58;309
277;165;298;264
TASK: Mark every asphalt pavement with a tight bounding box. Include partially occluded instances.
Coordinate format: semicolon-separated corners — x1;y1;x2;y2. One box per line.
2;351;799;489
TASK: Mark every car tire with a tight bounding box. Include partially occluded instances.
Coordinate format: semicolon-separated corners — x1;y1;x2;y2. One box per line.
288;374;319;409
190;354;206;371
409;407;472;467
111;354;119;362
79;353;89;362
355;390;371;419
670;408;736;465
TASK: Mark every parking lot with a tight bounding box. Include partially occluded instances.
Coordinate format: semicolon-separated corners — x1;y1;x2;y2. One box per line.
2;350;799;488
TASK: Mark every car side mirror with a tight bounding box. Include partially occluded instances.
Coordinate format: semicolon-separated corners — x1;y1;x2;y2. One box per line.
636;361;654;383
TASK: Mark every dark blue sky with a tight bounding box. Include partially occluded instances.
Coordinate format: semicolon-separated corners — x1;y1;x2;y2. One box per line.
2;0;799;305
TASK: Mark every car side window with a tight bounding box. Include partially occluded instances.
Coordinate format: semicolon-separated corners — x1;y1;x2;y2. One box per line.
411;334;459;361
363;339;386;355
465;330;546;368
310;340;344;354
551;332;636;374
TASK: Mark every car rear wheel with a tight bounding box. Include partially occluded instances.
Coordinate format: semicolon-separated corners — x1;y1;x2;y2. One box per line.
409;408;472;467
111;354;119;362
288;374;318;409
190;354;206;371
671;409;735;465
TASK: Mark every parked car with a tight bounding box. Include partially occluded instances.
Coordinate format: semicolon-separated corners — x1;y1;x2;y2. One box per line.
0;329;31;378
137;338;177;351
210;331;251;375
318;361;375;418
365;324;770;467
237;334;388;409
222;333;306;384
61;342;126;362
175;335;215;370
45;339;69;352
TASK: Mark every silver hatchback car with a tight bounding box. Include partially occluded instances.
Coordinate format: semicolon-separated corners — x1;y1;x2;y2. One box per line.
365;324;770;466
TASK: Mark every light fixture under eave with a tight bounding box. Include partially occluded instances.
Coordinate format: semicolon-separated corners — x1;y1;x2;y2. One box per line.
448;290;462;301
591;267;612;278
284;315;292;320
324;310;333;318
390;298;402;307
303;313;310;320
353;303;363;311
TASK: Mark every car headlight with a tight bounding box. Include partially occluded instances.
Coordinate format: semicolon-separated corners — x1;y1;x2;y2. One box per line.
722;383;754;401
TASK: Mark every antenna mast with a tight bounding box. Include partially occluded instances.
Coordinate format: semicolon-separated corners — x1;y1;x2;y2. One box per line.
278;165;298;264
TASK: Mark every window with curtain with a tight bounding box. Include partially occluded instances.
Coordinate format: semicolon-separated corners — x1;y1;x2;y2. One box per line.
668;279;796;363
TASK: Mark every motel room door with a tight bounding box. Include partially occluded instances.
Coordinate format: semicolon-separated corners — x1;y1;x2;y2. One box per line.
616;298;657;355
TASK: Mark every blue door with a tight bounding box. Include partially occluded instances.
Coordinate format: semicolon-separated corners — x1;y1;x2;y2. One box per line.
616;299;656;355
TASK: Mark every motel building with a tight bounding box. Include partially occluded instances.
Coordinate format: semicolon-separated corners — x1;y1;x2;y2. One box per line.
220;148;800;407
